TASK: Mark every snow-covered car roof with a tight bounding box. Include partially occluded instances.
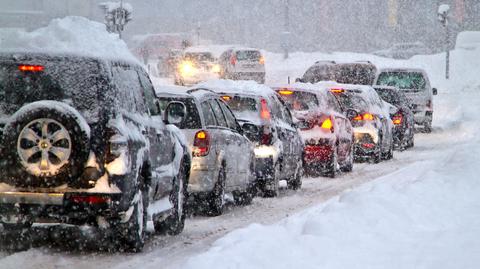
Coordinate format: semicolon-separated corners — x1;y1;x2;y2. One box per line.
155;85;216;100
0;16;139;65
196;80;275;99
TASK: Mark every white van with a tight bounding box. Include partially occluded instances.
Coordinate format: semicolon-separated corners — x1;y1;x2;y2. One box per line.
375;68;437;133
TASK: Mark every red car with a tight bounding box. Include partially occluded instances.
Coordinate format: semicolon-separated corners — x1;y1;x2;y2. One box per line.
273;83;354;177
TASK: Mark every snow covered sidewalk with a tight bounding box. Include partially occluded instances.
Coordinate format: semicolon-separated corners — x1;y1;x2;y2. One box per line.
181;92;480;269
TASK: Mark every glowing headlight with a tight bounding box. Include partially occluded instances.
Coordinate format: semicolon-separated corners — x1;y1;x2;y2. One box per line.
211;64;221;73
179;61;196;77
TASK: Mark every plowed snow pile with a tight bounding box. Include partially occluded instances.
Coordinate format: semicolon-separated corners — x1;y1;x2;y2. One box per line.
0;16;137;63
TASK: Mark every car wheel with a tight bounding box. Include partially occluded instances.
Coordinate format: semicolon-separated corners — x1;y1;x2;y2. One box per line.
340;144;354;172
423;119;432;133
233;187;254;206
154;161;188;235
324;150;338;178
287;164;302;190
206;166;226;216
2;102;90;188
263;163;280;197
372;145;382;164
119;189;147;253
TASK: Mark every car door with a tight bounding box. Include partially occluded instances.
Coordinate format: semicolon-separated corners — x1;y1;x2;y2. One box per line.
137;68;175;199
218;99;250;188
208;98;239;189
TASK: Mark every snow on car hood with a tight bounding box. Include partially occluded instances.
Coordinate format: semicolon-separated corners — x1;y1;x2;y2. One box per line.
0;16;139;64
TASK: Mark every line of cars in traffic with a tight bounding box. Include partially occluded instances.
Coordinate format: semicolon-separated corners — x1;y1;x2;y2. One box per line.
0;49;436;253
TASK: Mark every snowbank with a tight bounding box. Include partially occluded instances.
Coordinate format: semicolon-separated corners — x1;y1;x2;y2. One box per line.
0;16;138;64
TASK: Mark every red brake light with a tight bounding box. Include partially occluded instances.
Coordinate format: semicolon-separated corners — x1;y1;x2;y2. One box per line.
260;99;271;120
193;130;210;157
278;89;294;95
18;65;44;72
330;88;344;94
353;113;375;121
230;55;237;65
392;113;403;125
70;195;111;204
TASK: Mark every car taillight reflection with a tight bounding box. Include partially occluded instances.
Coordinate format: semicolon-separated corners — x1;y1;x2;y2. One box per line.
193;130;210;157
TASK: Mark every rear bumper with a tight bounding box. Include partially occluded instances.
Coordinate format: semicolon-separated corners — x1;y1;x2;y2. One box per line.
0;191;124;224
413;110;432;124
353;132;378;157
303;144;334;164
187;161;217;193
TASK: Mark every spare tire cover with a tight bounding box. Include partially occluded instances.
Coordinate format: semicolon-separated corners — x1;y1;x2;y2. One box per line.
2;101;90;188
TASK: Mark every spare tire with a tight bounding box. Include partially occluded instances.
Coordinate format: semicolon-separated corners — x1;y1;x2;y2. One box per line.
2;101;90;188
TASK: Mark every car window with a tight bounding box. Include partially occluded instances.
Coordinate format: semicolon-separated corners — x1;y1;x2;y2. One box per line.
112;64;146;114
376;71;427;91
217;100;239;130
276;90;319;112
158;96;202;129
209;99;228;127
326;92;343;112
137;69;160;115
201;101;216;127
236;50;261;61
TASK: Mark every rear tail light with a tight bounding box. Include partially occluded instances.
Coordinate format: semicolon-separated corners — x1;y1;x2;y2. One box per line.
261;132;273;145
230;55;237;65
260;98;271;120
320;117;334;132
18;65;44;72
354;113;375;121
426;100;432;109
259;55;265;65
278;89;294;95
330;88;345;94
221;95;231;101
193;130;210;157
70;195;111;204
392;113;403;125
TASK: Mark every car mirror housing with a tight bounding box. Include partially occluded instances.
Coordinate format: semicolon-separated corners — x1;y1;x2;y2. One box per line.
164;101;187;126
345;109;358;120
241;122;259;141
432;88;438;95
295;77;303;83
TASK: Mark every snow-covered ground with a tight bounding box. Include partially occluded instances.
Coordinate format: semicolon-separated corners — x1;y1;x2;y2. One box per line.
1;45;480;269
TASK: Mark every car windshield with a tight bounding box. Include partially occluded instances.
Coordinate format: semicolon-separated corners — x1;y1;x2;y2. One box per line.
376;72;426;91
375;89;401;106
184;52;215;62
336;93;369;112
157;96;202;129
0;57;102;122
276;90;319;112
236;50;261;61
221;95;259;121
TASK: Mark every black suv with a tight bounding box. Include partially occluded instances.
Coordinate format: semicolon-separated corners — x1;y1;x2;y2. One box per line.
0;52;191;252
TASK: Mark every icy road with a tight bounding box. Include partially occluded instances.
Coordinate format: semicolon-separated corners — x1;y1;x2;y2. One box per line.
1;49;480;269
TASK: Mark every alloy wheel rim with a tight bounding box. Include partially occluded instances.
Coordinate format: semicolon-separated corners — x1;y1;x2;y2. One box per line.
17;118;72;177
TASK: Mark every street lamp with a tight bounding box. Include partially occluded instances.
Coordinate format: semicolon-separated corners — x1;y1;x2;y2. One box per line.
438;4;450;79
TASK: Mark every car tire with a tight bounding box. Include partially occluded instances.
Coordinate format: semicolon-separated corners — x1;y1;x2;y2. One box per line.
118;189;147;253
154;160;188;235
324;150;338;178
263;163;280;197
233;187;254;206
423;119;432;133
2;102;90;188
287;164;302;190
206;167;226;216
372;146;382;164
384;140;394;160
340;145;354;172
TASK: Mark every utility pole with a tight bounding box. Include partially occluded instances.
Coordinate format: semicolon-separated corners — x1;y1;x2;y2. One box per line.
438;4;450;79
282;0;290;59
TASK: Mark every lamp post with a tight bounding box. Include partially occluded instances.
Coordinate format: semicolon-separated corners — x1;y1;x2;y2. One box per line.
438;4;450;79
282;0;290;59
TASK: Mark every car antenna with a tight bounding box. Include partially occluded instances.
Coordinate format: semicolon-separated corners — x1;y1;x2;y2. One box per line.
288;76;291;84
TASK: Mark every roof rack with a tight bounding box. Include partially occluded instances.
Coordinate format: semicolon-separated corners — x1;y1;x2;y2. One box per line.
355;60;373;64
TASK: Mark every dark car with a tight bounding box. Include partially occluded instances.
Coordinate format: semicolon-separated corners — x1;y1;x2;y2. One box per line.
273;83;354;178
156;86;256;216
297;61;377;86
198;80;303;197
374;86;415;150
330;85;394;163
0;52;191;252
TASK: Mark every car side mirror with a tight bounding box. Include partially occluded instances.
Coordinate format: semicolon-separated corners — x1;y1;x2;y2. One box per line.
295;77;303;83
345;109;358;120
164;101;187;126
432;88;438;95
241;122;259;141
